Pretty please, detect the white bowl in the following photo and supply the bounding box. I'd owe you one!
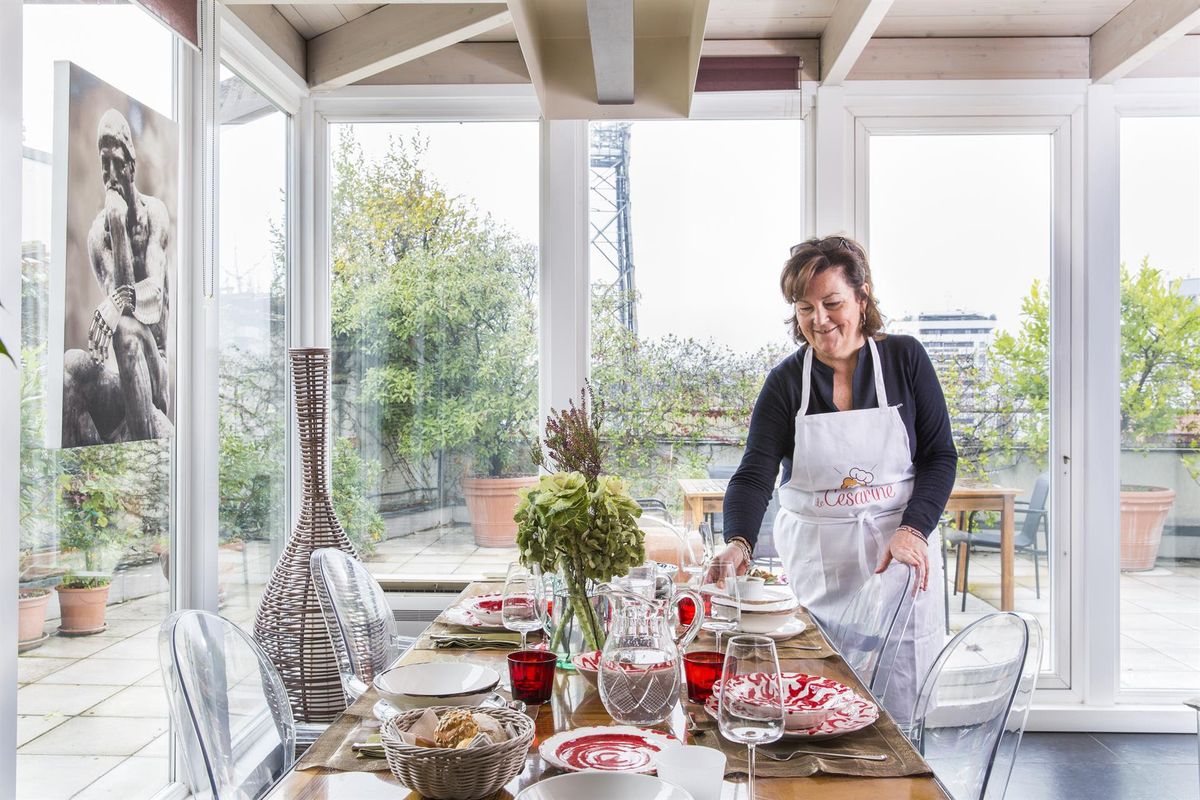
[373,661,500,709]
[516,772,694,800]
[711,596,796,634]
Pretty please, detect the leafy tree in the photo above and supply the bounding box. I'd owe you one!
[329,131,538,488]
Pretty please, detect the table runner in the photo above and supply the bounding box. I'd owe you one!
[295,692,391,773]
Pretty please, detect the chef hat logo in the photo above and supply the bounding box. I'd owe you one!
[849,468,874,485]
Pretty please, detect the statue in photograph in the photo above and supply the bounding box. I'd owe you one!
[62,108,173,446]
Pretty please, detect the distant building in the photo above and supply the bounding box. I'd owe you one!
[890,310,997,366]
[1179,277,1199,303]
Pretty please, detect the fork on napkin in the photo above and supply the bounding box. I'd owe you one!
[430,632,523,649]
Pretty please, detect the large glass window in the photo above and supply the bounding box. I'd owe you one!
[587,119,802,551]
[329,122,539,586]
[1118,116,1200,694]
[18,5,176,798]
[217,65,288,630]
[868,131,1057,670]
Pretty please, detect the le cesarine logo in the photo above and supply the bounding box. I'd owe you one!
[815,467,896,508]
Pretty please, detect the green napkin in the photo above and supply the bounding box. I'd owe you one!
[430,632,523,649]
[352,733,386,760]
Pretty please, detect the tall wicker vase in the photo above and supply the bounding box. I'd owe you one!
[254,347,359,723]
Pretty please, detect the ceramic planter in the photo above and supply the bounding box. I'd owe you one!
[463,476,538,547]
[1119,485,1176,571]
[56,583,110,635]
[18,590,52,651]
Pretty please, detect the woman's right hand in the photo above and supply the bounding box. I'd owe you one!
[703,543,751,585]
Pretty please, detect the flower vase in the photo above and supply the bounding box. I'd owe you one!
[544,572,608,669]
[253,348,359,723]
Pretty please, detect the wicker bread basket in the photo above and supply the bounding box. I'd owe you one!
[380,706,534,799]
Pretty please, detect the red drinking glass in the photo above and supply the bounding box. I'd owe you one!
[508,649,557,703]
[678,596,697,626]
[683,650,725,703]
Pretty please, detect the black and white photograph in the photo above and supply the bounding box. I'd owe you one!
[48,60,178,448]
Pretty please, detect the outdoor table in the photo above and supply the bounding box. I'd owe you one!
[679,477,729,530]
[946,485,1021,611]
[263,581,949,800]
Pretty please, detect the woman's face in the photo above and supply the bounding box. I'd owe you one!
[795,267,867,362]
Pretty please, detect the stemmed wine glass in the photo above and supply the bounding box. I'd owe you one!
[702,560,741,652]
[717,635,785,799]
[502,563,543,650]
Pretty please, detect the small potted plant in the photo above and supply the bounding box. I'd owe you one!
[56,572,112,635]
[18,550,53,651]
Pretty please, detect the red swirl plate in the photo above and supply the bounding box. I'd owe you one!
[704,691,879,740]
[539,726,679,773]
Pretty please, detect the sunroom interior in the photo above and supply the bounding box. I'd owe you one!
[2,0,1199,798]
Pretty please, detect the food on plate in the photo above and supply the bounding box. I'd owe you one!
[748,567,786,584]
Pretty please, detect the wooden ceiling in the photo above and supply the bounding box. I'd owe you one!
[219,0,1200,118]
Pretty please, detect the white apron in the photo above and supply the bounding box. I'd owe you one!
[774,337,945,723]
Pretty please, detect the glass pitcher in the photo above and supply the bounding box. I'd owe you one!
[596,584,704,725]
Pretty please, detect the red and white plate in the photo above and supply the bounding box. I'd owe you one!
[540,726,680,773]
[463,592,505,625]
[705,674,879,740]
[441,602,509,631]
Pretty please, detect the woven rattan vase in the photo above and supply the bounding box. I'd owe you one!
[254,347,359,723]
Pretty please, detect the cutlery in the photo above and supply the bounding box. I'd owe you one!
[760,749,888,762]
[776,644,824,651]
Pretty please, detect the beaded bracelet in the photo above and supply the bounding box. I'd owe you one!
[728,536,754,562]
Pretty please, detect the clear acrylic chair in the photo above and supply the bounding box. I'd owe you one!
[159,609,295,800]
[826,564,916,702]
[310,547,416,704]
[904,612,1041,800]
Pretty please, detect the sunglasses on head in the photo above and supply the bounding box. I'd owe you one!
[789,236,859,258]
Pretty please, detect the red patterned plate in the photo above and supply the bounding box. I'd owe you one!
[465,592,505,625]
[539,726,680,773]
[704,691,879,740]
[441,603,509,631]
[713,672,858,729]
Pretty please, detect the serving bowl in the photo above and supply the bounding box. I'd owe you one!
[373,661,500,709]
[710,595,797,634]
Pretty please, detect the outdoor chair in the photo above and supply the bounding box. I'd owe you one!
[945,473,1050,612]
[706,464,781,569]
[159,609,295,800]
[902,612,1042,800]
[310,548,417,705]
[826,564,916,708]
[635,498,673,524]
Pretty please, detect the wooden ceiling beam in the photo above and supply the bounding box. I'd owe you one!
[1091,0,1200,83]
[820,0,895,85]
[307,3,510,90]
[223,4,307,81]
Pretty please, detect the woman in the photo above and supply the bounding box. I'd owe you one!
[713,235,957,718]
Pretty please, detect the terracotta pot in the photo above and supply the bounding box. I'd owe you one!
[56,583,111,635]
[1119,486,1176,571]
[18,591,52,651]
[462,476,538,547]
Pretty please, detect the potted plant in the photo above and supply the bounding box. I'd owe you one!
[515,387,646,661]
[18,587,53,651]
[56,573,112,635]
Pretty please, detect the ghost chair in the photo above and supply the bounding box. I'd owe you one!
[903,612,1042,800]
[159,609,295,800]
[310,547,417,705]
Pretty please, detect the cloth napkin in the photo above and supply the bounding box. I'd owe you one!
[429,632,523,649]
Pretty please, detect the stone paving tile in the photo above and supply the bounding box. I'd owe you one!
[17,715,67,748]
[73,756,169,800]
[16,754,125,800]
[17,683,122,716]
[1120,647,1192,672]
[134,732,170,758]
[91,636,159,661]
[81,686,168,718]
[27,635,124,660]
[135,669,164,688]
[1119,670,1200,690]
[19,715,168,757]
[38,657,157,687]
[17,657,74,685]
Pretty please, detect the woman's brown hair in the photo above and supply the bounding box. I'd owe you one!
[780,235,884,345]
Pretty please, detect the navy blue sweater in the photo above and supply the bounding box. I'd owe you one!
[723,334,957,547]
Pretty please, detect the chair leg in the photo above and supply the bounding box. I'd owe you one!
[1033,547,1041,600]
[960,545,970,613]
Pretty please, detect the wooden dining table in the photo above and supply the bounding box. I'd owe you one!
[679,478,729,530]
[945,485,1021,612]
[263,582,949,800]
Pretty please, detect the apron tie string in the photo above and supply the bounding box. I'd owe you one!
[855,510,877,577]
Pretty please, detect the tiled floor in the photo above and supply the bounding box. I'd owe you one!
[15,523,1200,798]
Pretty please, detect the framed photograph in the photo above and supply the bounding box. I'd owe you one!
[47,61,178,448]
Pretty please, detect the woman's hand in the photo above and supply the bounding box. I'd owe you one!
[703,543,751,585]
[875,526,929,594]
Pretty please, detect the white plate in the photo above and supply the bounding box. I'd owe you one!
[539,726,681,773]
[441,603,511,631]
[701,584,798,613]
[731,617,808,641]
[373,661,500,709]
[517,772,694,800]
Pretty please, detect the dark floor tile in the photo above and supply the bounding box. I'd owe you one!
[1003,762,1180,800]
[1092,733,1199,765]
[1128,763,1200,800]
[1015,733,1120,764]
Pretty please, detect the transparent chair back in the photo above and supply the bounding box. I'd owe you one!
[906,612,1035,800]
[310,547,410,703]
[159,610,295,800]
[826,564,915,699]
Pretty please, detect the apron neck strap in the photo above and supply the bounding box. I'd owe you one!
[799,337,888,417]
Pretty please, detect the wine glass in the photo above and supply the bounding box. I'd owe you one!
[502,563,542,650]
[717,635,784,799]
[703,560,741,652]
[682,522,713,587]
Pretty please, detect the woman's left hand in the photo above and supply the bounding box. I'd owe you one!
[875,527,929,594]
